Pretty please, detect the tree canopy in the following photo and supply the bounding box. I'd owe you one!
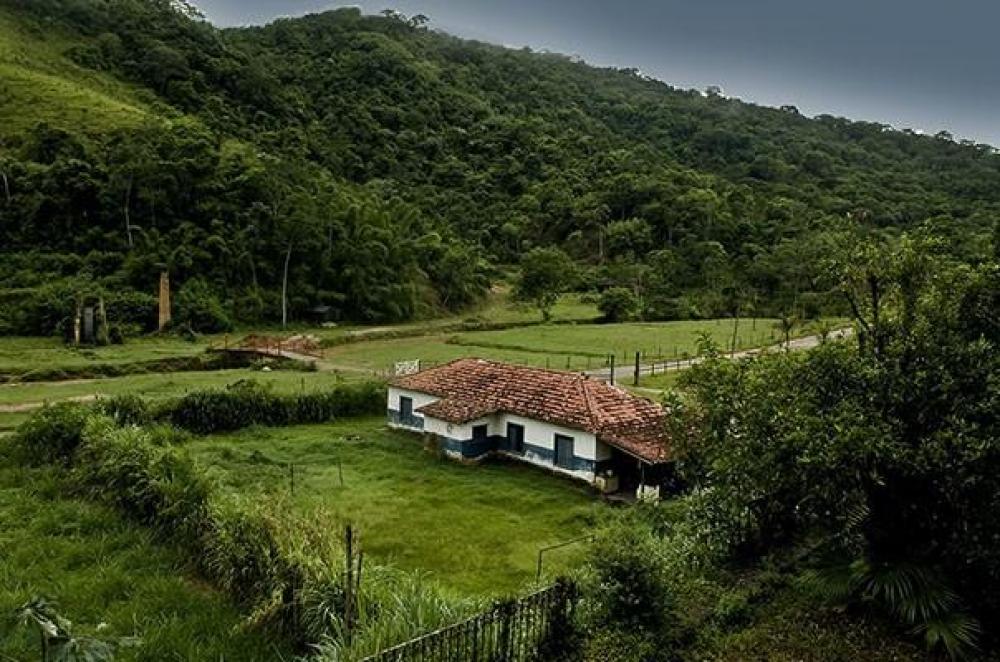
[0,0,997,333]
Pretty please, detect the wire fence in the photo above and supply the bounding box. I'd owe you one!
[362,581,577,662]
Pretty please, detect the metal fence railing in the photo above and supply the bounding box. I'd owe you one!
[362,581,577,662]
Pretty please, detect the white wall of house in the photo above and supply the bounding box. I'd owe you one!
[422,413,496,439]
[495,413,610,481]
[386,387,438,430]
[386,387,616,483]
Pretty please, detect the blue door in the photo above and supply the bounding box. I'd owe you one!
[507,423,525,453]
[554,434,574,469]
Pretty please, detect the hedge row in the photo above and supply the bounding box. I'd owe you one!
[91,380,386,435]
[165,380,385,434]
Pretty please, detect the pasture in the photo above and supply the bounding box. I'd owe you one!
[323,317,786,374]
[188,418,605,597]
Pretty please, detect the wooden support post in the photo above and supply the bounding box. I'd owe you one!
[609,354,615,386]
[634,351,641,386]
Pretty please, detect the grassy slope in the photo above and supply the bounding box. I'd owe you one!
[188,418,605,597]
[0,464,288,660]
[0,11,148,141]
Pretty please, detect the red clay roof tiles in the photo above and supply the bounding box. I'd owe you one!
[392,358,672,464]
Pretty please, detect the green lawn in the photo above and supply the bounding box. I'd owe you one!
[454,318,782,359]
[0,464,288,661]
[0,367,365,408]
[188,418,605,598]
[637,369,683,391]
[309,291,600,345]
[0,336,218,376]
[325,318,788,374]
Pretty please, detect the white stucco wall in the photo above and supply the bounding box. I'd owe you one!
[386,387,617,484]
[497,413,604,460]
[386,387,439,430]
[422,413,497,439]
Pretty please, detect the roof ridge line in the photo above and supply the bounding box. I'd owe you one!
[580,377,601,433]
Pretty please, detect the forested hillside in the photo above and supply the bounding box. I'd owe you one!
[1,0,998,334]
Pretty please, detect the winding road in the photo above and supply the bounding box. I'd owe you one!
[584,328,853,384]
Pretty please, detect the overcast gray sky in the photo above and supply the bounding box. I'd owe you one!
[192,0,999,146]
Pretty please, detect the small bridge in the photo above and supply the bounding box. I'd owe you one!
[210,334,323,363]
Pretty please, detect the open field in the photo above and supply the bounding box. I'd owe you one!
[0,367,363,409]
[0,464,288,661]
[0,336,218,376]
[324,318,790,374]
[188,417,605,597]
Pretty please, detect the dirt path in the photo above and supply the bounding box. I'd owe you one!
[0,394,100,413]
[585,328,853,383]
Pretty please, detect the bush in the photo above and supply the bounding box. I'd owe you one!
[97,394,152,426]
[580,514,680,660]
[583,516,674,632]
[166,381,386,435]
[76,417,213,545]
[11,403,90,464]
[173,278,232,333]
[597,287,639,322]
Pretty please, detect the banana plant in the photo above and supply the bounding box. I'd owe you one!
[11,598,140,662]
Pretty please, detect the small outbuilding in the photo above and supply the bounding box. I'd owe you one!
[387,358,675,498]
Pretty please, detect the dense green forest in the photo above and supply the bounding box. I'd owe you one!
[1,0,998,335]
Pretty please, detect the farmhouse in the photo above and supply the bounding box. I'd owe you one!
[388,358,674,497]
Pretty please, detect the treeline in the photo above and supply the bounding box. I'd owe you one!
[585,231,1000,659]
[1,0,998,333]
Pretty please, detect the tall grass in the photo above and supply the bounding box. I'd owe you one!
[8,393,465,656]
[314,567,478,662]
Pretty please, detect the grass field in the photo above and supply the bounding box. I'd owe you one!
[0,336,218,376]
[0,464,289,661]
[637,369,683,391]
[188,418,605,598]
[0,367,364,408]
[324,318,787,374]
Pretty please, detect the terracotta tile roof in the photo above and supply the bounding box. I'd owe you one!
[392,358,672,464]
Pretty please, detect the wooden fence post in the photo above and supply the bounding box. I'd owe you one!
[345,525,354,641]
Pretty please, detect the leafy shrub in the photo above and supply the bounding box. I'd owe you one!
[583,516,674,632]
[166,381,385,434]
[597,287,639,322]
[580,514,679,660]
[173,278,232,333]
[11,403,90,464]
[76,417,213,545]
[97,394,152,426]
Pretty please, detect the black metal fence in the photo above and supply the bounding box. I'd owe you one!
[362,581,577,662]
